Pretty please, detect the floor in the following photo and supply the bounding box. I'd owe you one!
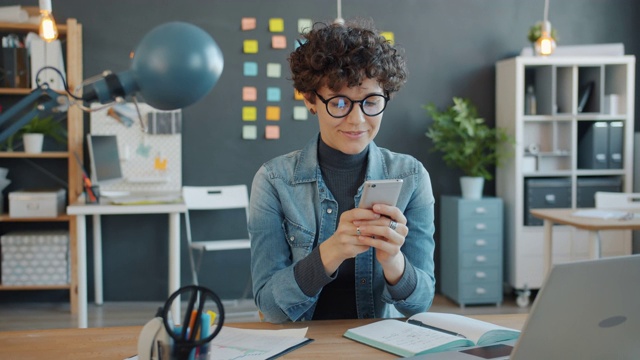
[0,293,530,331]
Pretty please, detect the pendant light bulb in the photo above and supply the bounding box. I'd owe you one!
[535,21,556,56]
[38,0,58,43]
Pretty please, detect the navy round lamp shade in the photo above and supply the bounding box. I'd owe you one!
[83,22,224,110]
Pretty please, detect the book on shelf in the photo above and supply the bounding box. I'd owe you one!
[343,312,520,358]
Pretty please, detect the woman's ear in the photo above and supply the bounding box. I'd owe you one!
[302,93,317,115]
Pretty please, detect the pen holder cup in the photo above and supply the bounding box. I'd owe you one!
[84,185,100,204]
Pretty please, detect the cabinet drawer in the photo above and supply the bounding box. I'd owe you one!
[459,201,502,219]
[460,283,502,301]
[461,251,501,267]
[460,268,500,284]
[460,218,501,235]
[460,235,501,251]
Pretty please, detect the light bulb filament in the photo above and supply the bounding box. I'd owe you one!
[39,10,58,42]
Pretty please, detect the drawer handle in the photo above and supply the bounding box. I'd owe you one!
[475,271,486,278]
[475,223,487,230]
[475,239,487,247]
[475,207,486,214]
[476,287,487,295]
[475,255,487,262]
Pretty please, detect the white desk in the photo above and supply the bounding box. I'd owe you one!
[67,199,186,328]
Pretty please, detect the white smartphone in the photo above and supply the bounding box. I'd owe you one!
[358,179,403,209]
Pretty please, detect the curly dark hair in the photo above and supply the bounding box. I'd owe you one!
[288,18,407,101]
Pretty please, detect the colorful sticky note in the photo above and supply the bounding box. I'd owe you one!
[266,87,281,102]
[242,106,257,121]
[241,17,256,31]
[272,35,287,49]
[266,63,281,78]
[294,38,307,50]
[294,89,305,100]
[265,125,280,139]
[293,106,309,121]
[243,39,258,54]
[298,19,313,34]
[266,106,281,121]
[242,125,257,140]
[243,86,257,101]
[381,31,395,45]
[269,18,284,32]
[243,62,258,76]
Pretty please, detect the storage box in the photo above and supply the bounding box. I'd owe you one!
[9,189,66,218]
[576,177,622,208]
[524,178,571,226]
[1,230,69,286]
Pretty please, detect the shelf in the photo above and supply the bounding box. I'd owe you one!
[0,88,32,95]
[0,151,70,159]
[0,21,68,34]
[0,214,70,222]
[0,284,70,291]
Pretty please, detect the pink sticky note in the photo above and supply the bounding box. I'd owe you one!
[241,17,256,31]
[265,125,280,139]
[243,86,257,101]
[272,35,287,49]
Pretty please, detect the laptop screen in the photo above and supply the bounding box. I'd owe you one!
[86,134,123,185]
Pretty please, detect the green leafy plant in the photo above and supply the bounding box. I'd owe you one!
[527,21,558,43]
[3,115,67,151]
[424,97,513,180]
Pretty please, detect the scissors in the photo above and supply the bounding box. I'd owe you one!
[161,285,225,360]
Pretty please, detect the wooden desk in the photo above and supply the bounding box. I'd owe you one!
[530,208,640,275]
[0,314,527,360]
[67,200,187,328]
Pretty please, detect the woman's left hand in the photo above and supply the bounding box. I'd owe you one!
[353,204,408,285]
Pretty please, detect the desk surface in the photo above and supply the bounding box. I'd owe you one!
[67,200,186,215]
[530,208,640,231]
[0,314,527,360]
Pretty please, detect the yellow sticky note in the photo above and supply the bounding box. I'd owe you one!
[265,125,280,139]
[294,89,305,100]
[242,106,257,121]
[241,17,256,31]
[381,31,394,45]
[243,86,257,101]
[266,106,281,121]
[272,35,287,49]
[243,39,258,54]
[269,18,284,32]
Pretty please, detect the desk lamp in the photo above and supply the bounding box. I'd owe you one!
[0,21,224,144]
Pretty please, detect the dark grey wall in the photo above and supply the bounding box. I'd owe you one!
[2,0,638,302]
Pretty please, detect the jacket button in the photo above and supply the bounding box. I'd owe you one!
[327,208,333,214]
[361,278,366,284]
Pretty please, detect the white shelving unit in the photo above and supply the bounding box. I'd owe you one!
[495,56,635,305]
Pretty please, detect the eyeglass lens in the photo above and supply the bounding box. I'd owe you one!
[324,94,388,117]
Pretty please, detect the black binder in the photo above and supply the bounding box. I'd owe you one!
[607,121,624,169]
[1,47,29,88]
[578,121,609,169]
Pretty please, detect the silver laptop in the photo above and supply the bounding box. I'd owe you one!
[409,255,640,359]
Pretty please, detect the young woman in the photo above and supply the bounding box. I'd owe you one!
[249,19,435,323]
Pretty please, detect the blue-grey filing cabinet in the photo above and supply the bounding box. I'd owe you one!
[440,196,503,308]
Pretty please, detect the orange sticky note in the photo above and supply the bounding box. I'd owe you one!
[266,106,281,121]
[242,106,257,121]
[272,35,287,49]
[269,18,284,32]
[265,125,280,139]
[241,17,256,31]
[243,86,257,101]
[243,39,258,54]
[294,89,305,100]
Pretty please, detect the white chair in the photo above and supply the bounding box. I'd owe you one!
[182,185,251,297]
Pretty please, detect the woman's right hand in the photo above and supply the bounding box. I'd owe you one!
[318,208,381,275]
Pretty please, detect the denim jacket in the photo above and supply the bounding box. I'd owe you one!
[249,136,436,323]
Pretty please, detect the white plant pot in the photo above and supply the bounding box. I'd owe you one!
[23,133,44,154]
[460,176,484,200]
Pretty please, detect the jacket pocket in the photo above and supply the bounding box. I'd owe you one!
[282,219,315,260]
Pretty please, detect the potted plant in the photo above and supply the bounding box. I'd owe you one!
[424,97,513,199]
[4,115,67,153]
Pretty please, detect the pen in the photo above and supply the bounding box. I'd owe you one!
[407,319,467,338]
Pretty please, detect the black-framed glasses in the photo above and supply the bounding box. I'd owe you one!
[314,91,390,118]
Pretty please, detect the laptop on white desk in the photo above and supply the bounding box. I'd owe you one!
[408,255,640,359]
